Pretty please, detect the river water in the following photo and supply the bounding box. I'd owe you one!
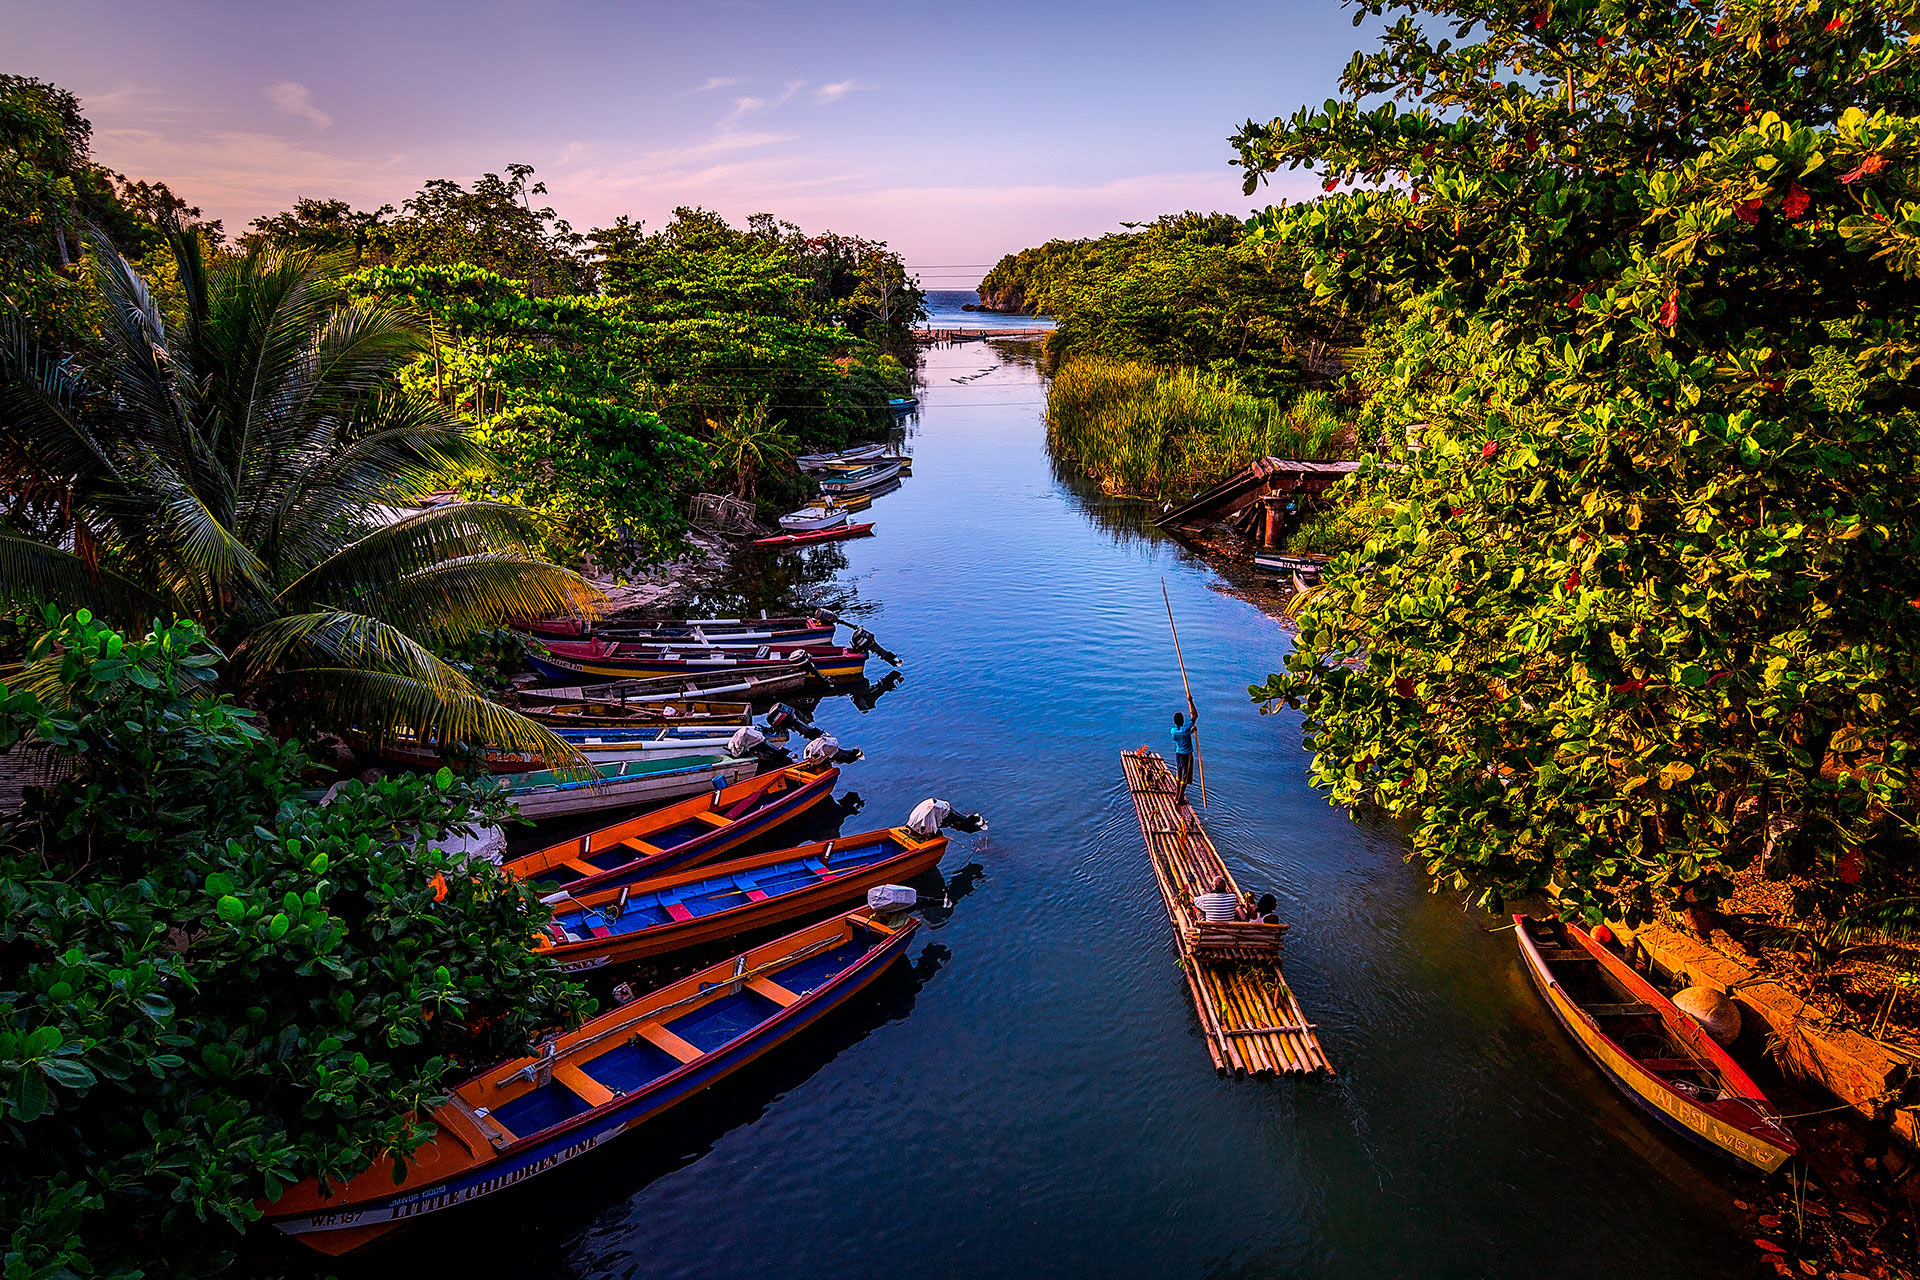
[360,337,1758,1279]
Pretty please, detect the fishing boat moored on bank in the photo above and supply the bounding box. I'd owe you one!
[516,615,837,644]
[516,658,816,707]
[500,755,756,820]
[503,763,840,894]
[524,642,866,684]
[262,906,920,1255]
[535,824,947,970]
[754,522,875,550]
[795,442,891,473]
[520,698,753,730]
[817,460,903,495]
[1515,914,1797,1173]
[776,505,851,532]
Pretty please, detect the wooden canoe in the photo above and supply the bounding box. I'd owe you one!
[519,699,753,730]
[817,460,902,494]
[536,826,947,971]
[263,907,918,1255]
[499,755,756,820]
[516,659,815,706]
[753,522,875,550]
[368,725,745,774]
[524,644,866,684]
[502,763,839,895]
[795,442,890,473]
[516,615,832,642]
[1515,915,1798,1173]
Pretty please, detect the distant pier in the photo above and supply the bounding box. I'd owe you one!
[914,326,1052,342]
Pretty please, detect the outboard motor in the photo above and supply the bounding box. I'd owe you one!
[801,732,864,767]
[905,798,988,838]
[847,626,901,668]
[727,724,793,769]
[765,704,820,739]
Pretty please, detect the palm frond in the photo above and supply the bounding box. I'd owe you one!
[0,306,124,492]
[0,527,162,624]
[305,552,600,644]
[278,665,586,767]
[276,503,597,615]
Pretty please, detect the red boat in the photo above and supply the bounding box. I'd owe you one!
[754,522,874,549]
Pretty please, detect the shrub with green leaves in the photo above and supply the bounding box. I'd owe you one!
[1239,1,1920,925]
[0,612,586,1277]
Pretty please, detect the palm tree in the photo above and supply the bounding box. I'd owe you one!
[706,402,797,502]
[0,221,598,759]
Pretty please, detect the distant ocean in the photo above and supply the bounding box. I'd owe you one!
[919,289,1055,330]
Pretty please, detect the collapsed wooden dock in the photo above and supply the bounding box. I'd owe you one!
[1121,749,1332,1076]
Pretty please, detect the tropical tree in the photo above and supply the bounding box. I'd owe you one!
[1237,0,1920,926]
[708,403,798,502]
[0,221,597,757]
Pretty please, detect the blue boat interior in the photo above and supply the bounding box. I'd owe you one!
[528,789,797,889]
[481,922,882,1141]
[552,838,903,942]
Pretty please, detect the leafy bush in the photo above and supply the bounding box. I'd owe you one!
[1047,359,1351,498]
[0,612,586,1277]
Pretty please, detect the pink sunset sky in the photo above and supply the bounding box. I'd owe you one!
[6,0,1357,281]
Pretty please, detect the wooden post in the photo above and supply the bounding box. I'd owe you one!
[1263,500,1283,548]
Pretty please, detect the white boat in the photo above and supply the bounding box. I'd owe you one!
[818,460,904,495]
[795,443,890,474]
[501,755,757,820]
[778,505,852,532]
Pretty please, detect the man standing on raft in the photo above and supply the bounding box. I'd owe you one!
[1171,697,1197,808]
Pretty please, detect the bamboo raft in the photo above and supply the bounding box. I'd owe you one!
[1121,748,1332,1076]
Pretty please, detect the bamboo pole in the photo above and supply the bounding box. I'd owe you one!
[1161,580,1206,808]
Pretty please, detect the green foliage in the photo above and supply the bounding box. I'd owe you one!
[0,229,595,759]
[1241,0,1920,925]
[0,613,586,1278]
[1048,360,1352,497]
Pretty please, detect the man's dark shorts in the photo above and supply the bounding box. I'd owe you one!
[1176,752,1194,784]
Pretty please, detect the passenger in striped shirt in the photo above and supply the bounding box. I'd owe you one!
[1193,875,1243,922]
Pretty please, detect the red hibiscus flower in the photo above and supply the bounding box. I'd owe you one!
[1449,506,1464,517]
[1564,570,1580,590]
[1481,441,1500,459]
[1733,198,1762,225]
[1826,15,1846,30]
[1781,182,1811,219]
[1532,6,1550,28]
[1323,177,1339,192]
[1394,677,1418,699]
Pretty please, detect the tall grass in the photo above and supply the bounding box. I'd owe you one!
[1046,359,1351,498]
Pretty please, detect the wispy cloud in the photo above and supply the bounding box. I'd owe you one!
[720,95,766,128]
[267,81,331,129]
[814,80,857,104]
[692,76,742,94]
[776,79,806,105]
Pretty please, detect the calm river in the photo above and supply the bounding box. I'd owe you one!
[356,334,1757,1279]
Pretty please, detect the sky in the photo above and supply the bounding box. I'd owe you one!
[5,0,1367,281]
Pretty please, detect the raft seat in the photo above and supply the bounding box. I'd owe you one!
[552,1062,617,1107]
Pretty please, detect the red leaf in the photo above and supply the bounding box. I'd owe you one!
[1714,20,1725,34]
[1754,1240,1785,1254]
[1323,177,1340,192]
[1840,153,1887,184]
[1838,851,1863,885]
[1611,679,1647,694]
[1564,570,1580,590]
[1733,198,1763,225]
[1449,506,1464,517]
[1657,288,1680,329]
[1481,441,1500,459]
[1781,182,1811,219]
[1395,677,1418,699]
[1826,14,1846,30]
[1532,6,1550,28]
[1758,1214,1782,1229]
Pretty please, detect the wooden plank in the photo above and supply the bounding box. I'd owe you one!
[746,976,800,1008]
[633,1021,702,1063]
[552,1062,617,1108]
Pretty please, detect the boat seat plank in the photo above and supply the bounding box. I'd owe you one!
[693,812,733,827]
[633,1021,703,1063]
[746,976,800,1008]
[1583,1002,1658,1018]
[619,838,663,854]
[551,1063,617,1108]
[562,858,602,877]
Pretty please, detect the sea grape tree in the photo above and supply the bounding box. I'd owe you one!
[1238,0,1920,924]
